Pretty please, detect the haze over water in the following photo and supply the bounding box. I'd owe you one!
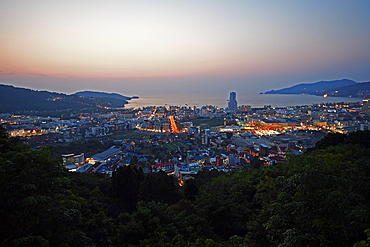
[125,93,362,109]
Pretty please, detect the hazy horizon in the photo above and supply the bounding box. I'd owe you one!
[1,1,369,96]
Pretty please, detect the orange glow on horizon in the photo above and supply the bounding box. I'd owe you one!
[1,0,369,89]
[1,50,322,80]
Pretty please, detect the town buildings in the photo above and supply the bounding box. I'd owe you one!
[1,95,369,183]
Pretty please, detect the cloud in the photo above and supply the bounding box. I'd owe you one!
[25,72,50,77]
[0,71,53,78]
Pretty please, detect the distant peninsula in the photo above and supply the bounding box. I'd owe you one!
[264,79,370,98]
[0,84,137,114]
[73,91,134,101]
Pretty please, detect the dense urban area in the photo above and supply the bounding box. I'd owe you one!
[1,94,370,246]
[2,94,370,180]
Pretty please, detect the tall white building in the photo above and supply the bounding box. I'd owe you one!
[228,92,238,112]
[363,99,370,115]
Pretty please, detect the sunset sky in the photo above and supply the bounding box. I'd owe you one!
[0,0,369,96]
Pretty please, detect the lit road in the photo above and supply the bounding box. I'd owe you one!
[169,115,181,133]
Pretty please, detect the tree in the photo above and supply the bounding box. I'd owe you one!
[354,229,370,247]
[313,132,346,150]
[138,171,182,204]
[259,146,370,246]
[0,126,91,246]
[110,165,143,212]
[194,171,259,239]
[114,201,213,246]
[183,179,199,201]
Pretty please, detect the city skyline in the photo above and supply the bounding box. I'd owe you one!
[1,0,369,97]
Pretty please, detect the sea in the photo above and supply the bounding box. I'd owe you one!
[124,93,363,109]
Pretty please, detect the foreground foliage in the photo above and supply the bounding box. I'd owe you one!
[1,126,370,246]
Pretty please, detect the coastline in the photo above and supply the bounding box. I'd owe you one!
[124,93,363,109]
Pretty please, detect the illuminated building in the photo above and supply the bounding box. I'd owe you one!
[215,156,224,166]
[151,163,174,173]
[238,105,251,112]
[200,106,209,117]
[62,153,85,166]
[86,147,121,164]
[228,92,238,112]
[363,99,370,115]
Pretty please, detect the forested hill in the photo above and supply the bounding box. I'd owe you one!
[0,84,131,113]
[73,91,132,101]
[1,126,370,246]
[264,79,370,98]
[320,81,370,97]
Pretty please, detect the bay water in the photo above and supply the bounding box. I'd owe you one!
[125,93,362,109]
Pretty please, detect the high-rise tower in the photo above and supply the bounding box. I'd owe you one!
[363,99,370,115]
[228,92,238,112]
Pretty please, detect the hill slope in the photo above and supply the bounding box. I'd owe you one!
[264,79,358,96]
[0,84,131,113]
[320,81,370,97]
[73,91,132,100]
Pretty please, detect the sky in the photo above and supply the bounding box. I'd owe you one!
[0,0,369,97]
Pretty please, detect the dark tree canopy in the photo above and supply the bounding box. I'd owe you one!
[1,125,369,246]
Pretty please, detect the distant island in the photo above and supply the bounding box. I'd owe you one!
[264,79,370,98]
[0,84,137,114]
[73,91,133,101]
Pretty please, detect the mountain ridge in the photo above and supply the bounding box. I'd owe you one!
[264,79,359,96]
[321,81,370,98]
[0,84,133,114]
[73,91,132,100]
